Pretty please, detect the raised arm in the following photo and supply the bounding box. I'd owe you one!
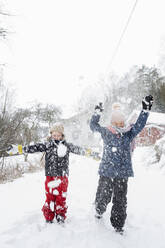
[90,103,106,135]
[127,95,153,141]
[127,110,149,141]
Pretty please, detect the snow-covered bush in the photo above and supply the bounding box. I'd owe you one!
[0,153,44,183]
[153,135,165,166]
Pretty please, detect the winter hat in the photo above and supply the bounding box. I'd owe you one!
[50,123,64,134]
[111,102,121,110]
[110,102,125,124]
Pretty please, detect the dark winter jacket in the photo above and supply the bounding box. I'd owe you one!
[90,110,149,178]
[24,139,86,177]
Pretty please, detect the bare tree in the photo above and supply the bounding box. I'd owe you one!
[0,2,11,39]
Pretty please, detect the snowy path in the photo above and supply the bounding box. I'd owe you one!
[0,147,165,248]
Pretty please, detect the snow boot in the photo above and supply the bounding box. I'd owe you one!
[46,220,53,224]
[95,213,103,219]
[56,215,65,224]
[115,227,124,235]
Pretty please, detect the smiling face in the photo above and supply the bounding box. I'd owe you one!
[51,131,63,140]
[110,108,125,128]
[111,120,125,128]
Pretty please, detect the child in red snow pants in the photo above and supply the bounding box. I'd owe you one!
[42,176,68,222]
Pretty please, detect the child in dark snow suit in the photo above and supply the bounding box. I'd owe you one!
[24,123,95,224]
[90,96,153,233]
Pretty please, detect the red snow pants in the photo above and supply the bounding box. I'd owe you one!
[42,176,68,222]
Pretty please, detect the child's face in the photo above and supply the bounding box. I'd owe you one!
[112,121,125,128]
[51,131,63,140]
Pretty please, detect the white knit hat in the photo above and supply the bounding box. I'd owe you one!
[110,103,125,124]
[50,123,64,134]
[112,102,122,110]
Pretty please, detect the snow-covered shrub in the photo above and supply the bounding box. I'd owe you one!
[153,135,165,165]
[0,153,44,183]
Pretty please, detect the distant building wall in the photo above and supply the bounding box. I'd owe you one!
[136,125,165,146]
[128,111,165,146]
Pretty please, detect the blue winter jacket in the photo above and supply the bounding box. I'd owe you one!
[90,110,149,178]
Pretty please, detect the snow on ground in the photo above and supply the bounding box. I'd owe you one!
[0,147,165,248]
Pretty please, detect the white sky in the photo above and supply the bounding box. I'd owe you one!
[1,0,165,117]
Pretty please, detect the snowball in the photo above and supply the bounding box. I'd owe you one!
[48,179,61,189]
[57,144,67,157]
[62,192,67,198]
[50,201,54,211]
[53,189,59,195]
[112,147,117,152]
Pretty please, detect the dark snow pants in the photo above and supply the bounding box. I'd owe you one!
[42,176,68,222]
[95,176,128,229]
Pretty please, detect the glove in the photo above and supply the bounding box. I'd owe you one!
[85,148,92,157]
[7,144,23,155]
[85,148,101,161]
[91,151,101,161]
[142,95,153,111]
[95,102,104,112]
[23,145,29,153]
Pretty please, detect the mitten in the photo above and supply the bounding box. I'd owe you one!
[8,144,23,155]
[142,95,154,111]
[95,102,104,113]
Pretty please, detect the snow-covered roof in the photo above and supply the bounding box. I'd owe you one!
[147,112,165,126]
[127,110,165,126]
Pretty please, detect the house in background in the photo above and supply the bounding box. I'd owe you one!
[128,111,165,146]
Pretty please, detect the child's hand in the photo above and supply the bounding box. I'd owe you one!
[95,103,104,112]
[142,95,154,111]
[85,148,101,161]
[7,144,23,155]
[91,152,101,161]
[85,148,92,157]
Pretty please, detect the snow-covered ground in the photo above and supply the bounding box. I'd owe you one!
[0,147,165,248]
